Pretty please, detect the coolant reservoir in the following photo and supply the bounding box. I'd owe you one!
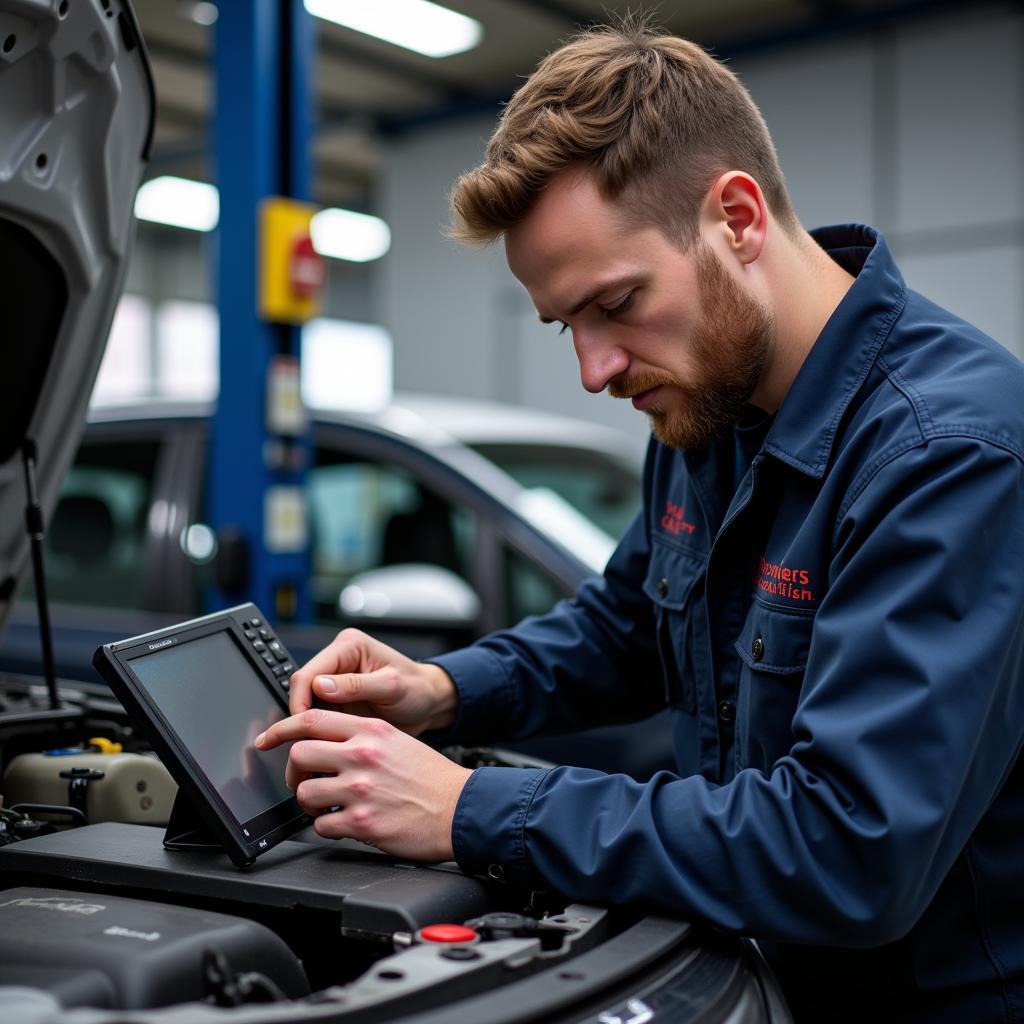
[2,750,176,825]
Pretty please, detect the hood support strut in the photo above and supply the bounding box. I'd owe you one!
[21,441,58,711]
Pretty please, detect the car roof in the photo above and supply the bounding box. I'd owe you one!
[375,394,644,459]
[89,393,643,464]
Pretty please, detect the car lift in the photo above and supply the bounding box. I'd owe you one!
[209,1,316,623]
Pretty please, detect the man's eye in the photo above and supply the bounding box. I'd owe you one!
[603,292,634,318]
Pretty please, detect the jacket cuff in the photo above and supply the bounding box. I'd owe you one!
[426,645,519,743]
[451,766,550,882]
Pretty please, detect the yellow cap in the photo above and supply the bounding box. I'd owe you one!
[88,737,123,755]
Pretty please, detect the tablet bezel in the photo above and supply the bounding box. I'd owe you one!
[93,604,308,868]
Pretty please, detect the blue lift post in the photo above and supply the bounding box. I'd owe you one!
[209,0,315,623]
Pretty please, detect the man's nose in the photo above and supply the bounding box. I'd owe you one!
[573,330,629,395]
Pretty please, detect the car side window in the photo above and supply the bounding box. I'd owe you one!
[30,439,160,609]
[307,454,476,625]
[504,545,566,624]
[469,443,641,540]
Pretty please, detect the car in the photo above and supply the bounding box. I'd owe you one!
[1,393,668,776]
[62,390,644,635]
[0,4,791,1021]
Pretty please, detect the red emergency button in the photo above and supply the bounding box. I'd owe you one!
[419,924,478,944]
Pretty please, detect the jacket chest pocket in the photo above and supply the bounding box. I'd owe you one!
[642,541,707,715]
[734,602,813,773]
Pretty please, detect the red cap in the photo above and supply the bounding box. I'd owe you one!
[419,924,478,944]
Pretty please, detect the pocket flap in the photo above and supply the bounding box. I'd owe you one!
[642,540,705,610]
[735,602,813,674]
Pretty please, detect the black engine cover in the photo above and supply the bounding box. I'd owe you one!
[0,886,309,1009]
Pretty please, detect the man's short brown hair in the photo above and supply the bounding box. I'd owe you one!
[450,21,798,247]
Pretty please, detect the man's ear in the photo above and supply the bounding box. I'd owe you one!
[702,171,767,265]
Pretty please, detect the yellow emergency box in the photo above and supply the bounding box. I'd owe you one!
[259,196,325,323]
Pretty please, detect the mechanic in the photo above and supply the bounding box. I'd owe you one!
[256,22,1024,1022]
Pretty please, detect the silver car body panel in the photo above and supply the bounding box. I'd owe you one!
[0,0,153,636]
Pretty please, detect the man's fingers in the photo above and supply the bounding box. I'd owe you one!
[311,809,351,840]
[285,763,312,792]
[294,775,346,813]
[256,708,363,750]
[288,739,346,774]
[288,631,369,713]
[311,669,399,709]
[310,806,380,846]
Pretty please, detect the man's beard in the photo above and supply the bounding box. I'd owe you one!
[609,244,773,451]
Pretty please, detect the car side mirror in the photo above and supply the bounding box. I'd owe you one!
[339,564,481,629]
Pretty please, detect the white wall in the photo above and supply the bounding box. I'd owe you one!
[127,224,378,323]
[377,5,1024,444]
[742,7,1024,356]
[378,114,651,451]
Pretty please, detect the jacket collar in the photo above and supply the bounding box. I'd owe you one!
[763,224,907,479]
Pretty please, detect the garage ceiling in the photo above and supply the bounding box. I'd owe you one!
[134,0,968,210]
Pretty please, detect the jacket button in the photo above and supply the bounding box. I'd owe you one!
[751,636,765,662]
[657,577,669,598]
[717,699,735,723]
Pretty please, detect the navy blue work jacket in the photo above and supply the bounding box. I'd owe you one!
[434,226,1024,1022]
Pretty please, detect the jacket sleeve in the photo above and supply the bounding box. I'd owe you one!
[430,502,666,744]
[451,436,1024,947]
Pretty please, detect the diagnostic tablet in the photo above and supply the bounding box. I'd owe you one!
[93,603,308,867]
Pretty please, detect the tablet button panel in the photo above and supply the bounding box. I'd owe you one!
[238,611,296,690]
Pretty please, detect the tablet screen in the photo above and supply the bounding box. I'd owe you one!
[128,629,293,827]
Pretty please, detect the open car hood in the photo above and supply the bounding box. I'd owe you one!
[0,0,154,639]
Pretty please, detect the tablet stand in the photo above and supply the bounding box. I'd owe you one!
[163,791,223,852]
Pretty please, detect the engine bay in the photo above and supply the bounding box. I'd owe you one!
[1,677,756,1024]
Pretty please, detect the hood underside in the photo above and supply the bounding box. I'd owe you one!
[0,0,154,638]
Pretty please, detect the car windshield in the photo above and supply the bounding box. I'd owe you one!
[468,443,642,541]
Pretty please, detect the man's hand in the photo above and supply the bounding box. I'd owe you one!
[255,709,471,861]
[289,629,458,736]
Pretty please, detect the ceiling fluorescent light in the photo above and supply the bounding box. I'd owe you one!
[304,0,482,59]
[134,179,389,262]
[135,176,219,231]
[311,208,391,263]
[189,2,219,27]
